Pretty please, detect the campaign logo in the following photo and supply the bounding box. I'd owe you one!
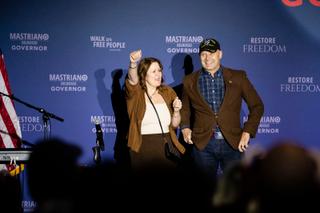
[19,116,44,133]
[280,76,320,93]
[90,115,117,134]
[282,0,320,7]
[9,33,49,52]
[243,115,280,134]
[22,200,37,212]
[49,74,88,93]
[165,35,203,54]
[243,36,286,54]
[90,35,126,51]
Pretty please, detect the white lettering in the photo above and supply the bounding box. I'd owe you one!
[280,84,320,92]
[50,86,86,92]
[165,36,203,43]
[243,44,286,53]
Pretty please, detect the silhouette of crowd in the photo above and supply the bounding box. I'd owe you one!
[213,140,320,213]
[1,138,320,213]
[10,138,214,212]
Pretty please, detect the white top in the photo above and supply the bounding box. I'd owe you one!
[141,102,171,135]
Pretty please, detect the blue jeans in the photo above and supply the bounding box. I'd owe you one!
[192,137,242,178]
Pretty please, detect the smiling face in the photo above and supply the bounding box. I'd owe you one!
[138,57,164,90]
[145,62,162,89]
[200,50,223,73]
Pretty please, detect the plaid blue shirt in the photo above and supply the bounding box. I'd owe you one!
[198,67,225,114]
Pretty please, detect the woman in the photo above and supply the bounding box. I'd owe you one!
[125,49,185,170]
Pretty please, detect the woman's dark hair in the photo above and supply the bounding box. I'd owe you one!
[137,57,164,91]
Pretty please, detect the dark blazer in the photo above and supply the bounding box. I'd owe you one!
[181,66,264,150]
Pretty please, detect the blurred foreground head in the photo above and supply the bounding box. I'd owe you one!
[27,137,82,202]
[256,140,320,212]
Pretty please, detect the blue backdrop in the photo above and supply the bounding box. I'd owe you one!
[1,0,320,211]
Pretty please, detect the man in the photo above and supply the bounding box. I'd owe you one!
[181,38,264,177]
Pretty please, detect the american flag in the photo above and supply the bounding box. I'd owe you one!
[0,49,22,172]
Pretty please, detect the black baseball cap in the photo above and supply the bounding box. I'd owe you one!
[199,38,221,53]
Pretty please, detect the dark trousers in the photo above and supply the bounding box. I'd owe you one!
[130,133,176,171]
[192,137,242,178]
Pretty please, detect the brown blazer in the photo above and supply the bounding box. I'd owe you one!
[125,79,186,154]
[181,67,264,150]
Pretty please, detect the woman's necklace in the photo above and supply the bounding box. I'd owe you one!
[147,89,158,99]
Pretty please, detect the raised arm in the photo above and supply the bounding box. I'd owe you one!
[128,49,142,85]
